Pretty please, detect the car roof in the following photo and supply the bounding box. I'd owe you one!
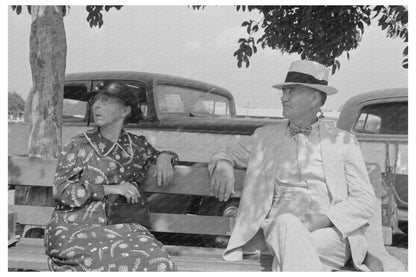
[342,88,408,107]
[337,88,408,131]
[65,71,233,98]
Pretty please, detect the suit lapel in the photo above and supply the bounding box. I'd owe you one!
[319,121,341,201]
[263,121,289,194]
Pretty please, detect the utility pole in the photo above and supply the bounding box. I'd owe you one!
[243,101,250,117]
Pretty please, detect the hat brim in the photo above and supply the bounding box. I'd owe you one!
[272,82,337,95]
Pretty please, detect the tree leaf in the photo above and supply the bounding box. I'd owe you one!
[402,58,408,69]
[332,64,337,74]
[237,59,242,68]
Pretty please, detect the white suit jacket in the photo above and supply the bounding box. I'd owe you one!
[209,121,403,271]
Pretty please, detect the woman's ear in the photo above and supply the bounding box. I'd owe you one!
[122,106,132,118]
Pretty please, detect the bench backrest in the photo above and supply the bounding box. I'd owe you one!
[8,156,385,242]
[8,156,247,236]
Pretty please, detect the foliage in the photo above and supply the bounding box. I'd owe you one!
[8,91,25,115]
[11,5,123,28]
[373,5,408,68]
[230,5,408,72]
[85,5,123,28]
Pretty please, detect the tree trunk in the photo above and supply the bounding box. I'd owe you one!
[28,6,66,158]
[16,6,67,207]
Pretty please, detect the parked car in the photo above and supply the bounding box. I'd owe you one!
[337,88,408,234]
[9,71,286,162]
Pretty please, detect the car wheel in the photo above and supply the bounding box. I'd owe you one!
[196,197,239,248]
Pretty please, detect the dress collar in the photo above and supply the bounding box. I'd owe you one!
[83,127,133,157]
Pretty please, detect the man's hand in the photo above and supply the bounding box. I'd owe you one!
[299,213,333,232]
[210,160,235,202]
[152,153,174,186]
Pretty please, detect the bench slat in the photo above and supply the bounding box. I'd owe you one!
[8,156,56,188]
[9,238,272,271]
[9,205,232,235]
[144,165,245,196]
[11,238,273,262]
[8,252,49,271]
[8,156,246,196]
[8,250,270,272]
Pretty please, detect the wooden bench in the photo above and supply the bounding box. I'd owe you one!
[8,155,272,271]
[8,155,390,271]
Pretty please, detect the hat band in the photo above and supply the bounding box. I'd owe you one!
[285,71,328,86]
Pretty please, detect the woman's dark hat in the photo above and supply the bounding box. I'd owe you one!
[91,81,142,122]
[273,60,338,95]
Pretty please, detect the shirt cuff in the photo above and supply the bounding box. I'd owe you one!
[160,151,179,166]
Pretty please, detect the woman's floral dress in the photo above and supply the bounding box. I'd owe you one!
[44,127,178,271]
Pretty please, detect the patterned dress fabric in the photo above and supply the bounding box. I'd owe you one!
[44,127,178,271]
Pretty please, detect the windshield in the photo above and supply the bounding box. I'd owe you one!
[156,84,231,117]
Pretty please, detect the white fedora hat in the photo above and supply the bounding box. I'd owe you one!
[273,60,337,95]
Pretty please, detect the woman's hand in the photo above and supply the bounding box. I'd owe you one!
[104,181,140,204]
[152,153,174,186]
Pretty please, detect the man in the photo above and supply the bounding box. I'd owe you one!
[208,60,378,271]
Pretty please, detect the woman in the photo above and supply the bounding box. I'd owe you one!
[44,81,178,271]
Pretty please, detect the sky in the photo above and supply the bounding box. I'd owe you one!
[7,4,408,114]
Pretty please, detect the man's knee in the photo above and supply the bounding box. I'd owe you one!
[311,228,348,254]
[275,213,302,226]
[266,213,302,237]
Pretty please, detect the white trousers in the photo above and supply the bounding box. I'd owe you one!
[262,213,351,271]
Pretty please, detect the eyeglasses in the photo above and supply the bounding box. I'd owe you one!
[279,87,299,98]
[279,87,312,99]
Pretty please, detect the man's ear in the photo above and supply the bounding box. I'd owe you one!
[311,91,322,108]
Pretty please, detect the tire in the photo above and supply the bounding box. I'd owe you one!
[196,197,239,248]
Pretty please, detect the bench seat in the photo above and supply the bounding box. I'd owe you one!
[9,238,272,271]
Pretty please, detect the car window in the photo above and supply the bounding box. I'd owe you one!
[353,102,408,135]
[63,99,88,122]
[156,84,231,117]
[63,82,91,122]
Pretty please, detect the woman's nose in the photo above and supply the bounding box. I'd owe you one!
[92,99,101,108]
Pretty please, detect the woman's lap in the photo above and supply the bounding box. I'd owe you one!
[45,222,176,271]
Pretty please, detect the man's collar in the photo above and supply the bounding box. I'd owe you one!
[288,118,320,137]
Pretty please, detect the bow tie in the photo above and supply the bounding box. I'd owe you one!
[288,123,312,137]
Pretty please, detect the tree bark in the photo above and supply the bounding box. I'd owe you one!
[16,6,67,207]
[28,6,66,158]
